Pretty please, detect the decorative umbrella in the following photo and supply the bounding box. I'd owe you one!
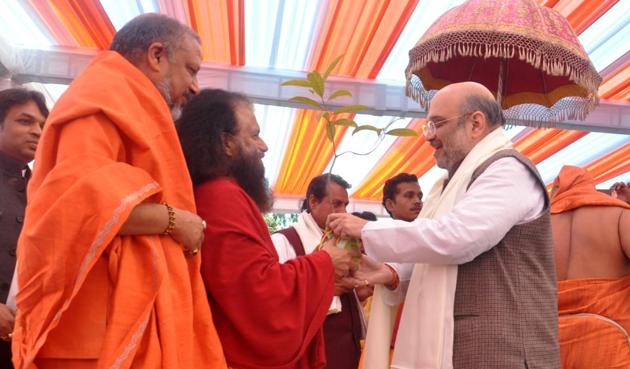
[405,0,602,126]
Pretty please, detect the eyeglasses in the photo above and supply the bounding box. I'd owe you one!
[422,112,473,138]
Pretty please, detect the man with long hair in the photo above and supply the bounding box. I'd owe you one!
[177,89,358,369]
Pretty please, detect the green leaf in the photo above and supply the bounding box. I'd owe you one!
[323,54,344,80]
[352,125,381,135]
[386,128,418,137]
[328,89,352,101]
[322,112,331,122]
[332,118,358,128]
[333,104,368,114]
[281,79,313,88]
[307,71,325,97]
[289,96,322,109]
[326,123,335,142]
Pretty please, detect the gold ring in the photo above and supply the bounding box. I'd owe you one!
[184,248,200,257]
[201,220,207,229]
[0,332,12,342]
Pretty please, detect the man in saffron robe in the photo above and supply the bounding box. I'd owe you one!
[13,14,226,369]
[176,89,358,369]
[550,165,630,369]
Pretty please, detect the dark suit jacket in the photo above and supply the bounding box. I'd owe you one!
[0,151,28,369]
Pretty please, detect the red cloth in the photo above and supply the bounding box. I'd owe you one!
[551,165,630,214]
[13,51,226,369]
[196,178,336,369]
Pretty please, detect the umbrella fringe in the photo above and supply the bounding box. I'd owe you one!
[517,48,601,94]
[405,37,601,123]
[504,94,600,128]
[405,79,433,112]
[406,33,602,98]
[407,75,600,128]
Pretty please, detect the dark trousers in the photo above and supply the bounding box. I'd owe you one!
[0,340,12,369]
[323,293,362,369]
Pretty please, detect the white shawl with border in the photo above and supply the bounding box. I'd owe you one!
[363,127,512,369]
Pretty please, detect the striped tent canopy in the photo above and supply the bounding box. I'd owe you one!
[0,0,627,215]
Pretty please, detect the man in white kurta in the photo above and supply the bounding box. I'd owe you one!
[272,174,366,369]
[359,173,423,368]
[328,82,559,369]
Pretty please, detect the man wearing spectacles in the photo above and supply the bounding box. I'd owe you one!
[328,81,559,369]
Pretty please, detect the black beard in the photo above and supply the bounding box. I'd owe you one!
[231,150,273,213]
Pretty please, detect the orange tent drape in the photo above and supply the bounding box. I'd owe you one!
[514,129,589,164]
[28,0,115,48]
[187,0,245,65]
[274,0,419,196]
[352,119,431,200]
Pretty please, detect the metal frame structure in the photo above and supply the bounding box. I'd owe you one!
[8,46,630,134]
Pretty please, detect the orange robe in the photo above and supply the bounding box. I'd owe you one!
[13,51,227,369]
[551,166,630,368]
[550,165,630,214]
[558,276,630,369]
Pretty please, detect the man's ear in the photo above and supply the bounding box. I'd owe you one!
[469,111,488,139]
[146,42,167,72]
[223,133,237,157]
[309,194,319,211]
[384,198,394,213]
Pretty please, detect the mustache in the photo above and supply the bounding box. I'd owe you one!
[182,90,194,103]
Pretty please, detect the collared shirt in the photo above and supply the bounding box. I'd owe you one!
[0,151,30,303]
[363,157,545,271]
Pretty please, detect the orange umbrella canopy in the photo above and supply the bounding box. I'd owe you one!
[405,0,602,126]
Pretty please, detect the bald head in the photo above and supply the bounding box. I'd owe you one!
[438,81,495,100]
[432,82,505,127]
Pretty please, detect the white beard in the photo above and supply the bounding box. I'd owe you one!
[155,79,180,121]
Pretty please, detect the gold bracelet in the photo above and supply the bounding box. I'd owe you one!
[162,202,175,235]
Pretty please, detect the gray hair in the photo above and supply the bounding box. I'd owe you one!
[460,94,505,127]
[109,13,200,64]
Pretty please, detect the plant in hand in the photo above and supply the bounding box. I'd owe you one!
[281,55,417,257]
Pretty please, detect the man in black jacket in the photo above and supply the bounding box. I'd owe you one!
[0,88,48,369]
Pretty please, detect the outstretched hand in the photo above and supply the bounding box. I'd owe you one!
[326,213,368,239]
[322,239,355,278]
[0,303,14,341]
[354,255,393,286]
[334,275,365,296]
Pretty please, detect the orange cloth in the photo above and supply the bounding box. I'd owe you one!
[13,51,226,369]
[550,165,630,214]
[558,275,630,369]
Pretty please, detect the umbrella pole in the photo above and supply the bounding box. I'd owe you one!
[497,59,505,107]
